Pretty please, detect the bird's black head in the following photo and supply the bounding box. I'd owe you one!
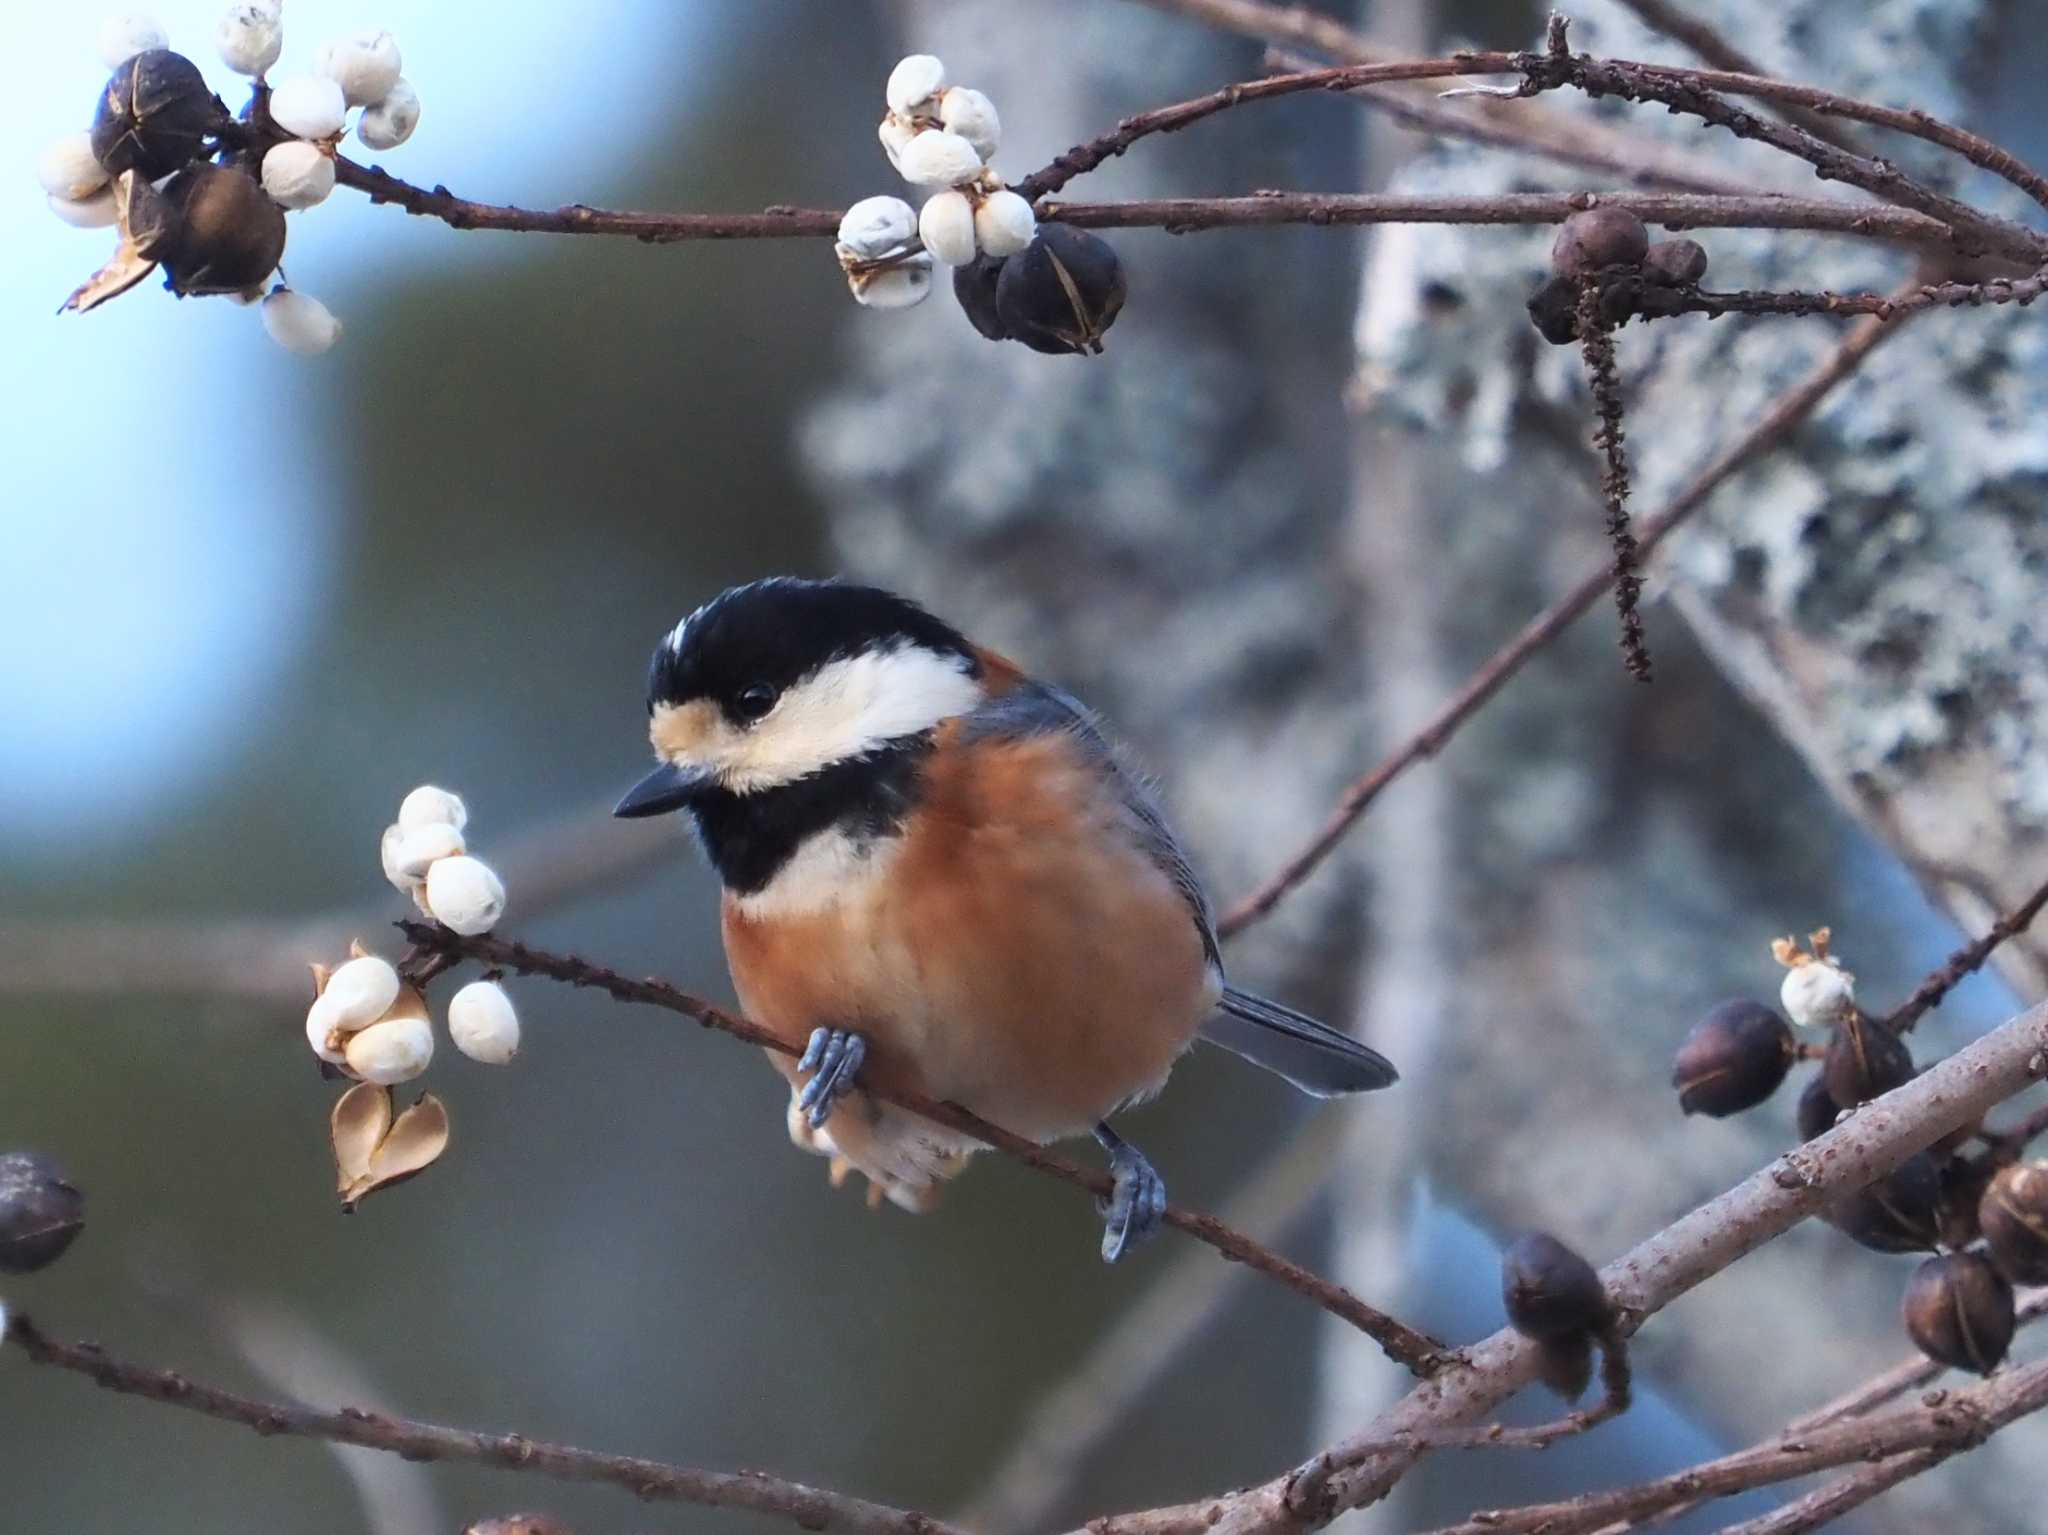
[615,578,984,818]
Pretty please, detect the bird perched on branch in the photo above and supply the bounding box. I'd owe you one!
[615,578,1396,1260]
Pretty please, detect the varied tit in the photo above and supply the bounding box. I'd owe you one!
[616,578,1396,1262]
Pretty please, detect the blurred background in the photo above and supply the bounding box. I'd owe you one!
[4,2,2046,1532]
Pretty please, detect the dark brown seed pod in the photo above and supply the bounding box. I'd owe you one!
[1979,1161,2048,1284]
[158,165,287,297]
[0,1151,86,1274]
[1551,208,1650,279]
[1902,1252,2015,1375]
[1532,1332,1595,1401]
[1938,1155,1995,1250]
[1797,1074,1842,1141]
[953,253,1010,342]
[993,222,1126,355]
[1642,238,1708,286]
[1525,274,1581,345]
[1824,1152,1943,1254]
[90,49,223,180]
[1501,1231,1611,1341]
[1672,1000,1795,1117]
[1823,1016,1913,1109]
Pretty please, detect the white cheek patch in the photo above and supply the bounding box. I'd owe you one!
[720,645,982,791]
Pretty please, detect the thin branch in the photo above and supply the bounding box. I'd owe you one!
[1885,872,2048,1032]
[1416,1357,2048,1535]
[1042,191,1955,242]
[1608,0,1865,152]
[1574,286,1653,679]
[2,1313,962,1535]
[396,921,1451,1378]
[1596,268,2048,323]
[1216,301,1908,938]
[1064,996,2048,1535]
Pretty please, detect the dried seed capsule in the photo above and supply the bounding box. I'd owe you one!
[1525,274,1580,345]
[1797,1074,1841,1141]
[160,164,286,295]
[1531,1332,1595,1401]
[448,980,521,1065]
[953,253,1009,340]
[1937,1155,1995,1250]
[974,188,1036,259]
[314,30,403,109]
[1501,1231,1611,1341]
[1643,237,1708,285]
[91,48,221,179]
[994,223,1127,355]
[1551,208,1649,278]
[0,1151,86,1274]
[1671,1000,1795,1117]
[1902,1252,2014,1375]
[1823,1016,1912,1109]
[918,188,978,267]
[1979,1162,2048,1284]
[261,140,335,209]
[1825,1152,1943,1254]
[357,79,421,151]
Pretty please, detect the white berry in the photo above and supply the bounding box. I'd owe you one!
[837,195,917,260]
[315,30,403,108]
[938,88,1000,162]
[918,189,978,267]
[261,287,343,354]
[877,116,915,173]
[398,785,468,832]
[1781,959,1855,1030]
[38,134,111,201]
[974,189,1036,257]
[99,14,168,69]
[896,129,983,189]
[848,254,934,310]
[424,856,506,935]
[345,1015,434,1084]
[48,189,119,228]
[261,140,334,209]
[383,821,465,885]
[269,75,348,140]
[885,54,946,117]
[448,981,520,1065]
[216,3,282,77]
[316,955,403,1032]
[357,78,420,151]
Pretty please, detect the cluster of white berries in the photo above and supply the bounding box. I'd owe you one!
[834,54,1038,310]
[1772,928,1858,1029]
[39,10,423,355]
[378,785,507,936]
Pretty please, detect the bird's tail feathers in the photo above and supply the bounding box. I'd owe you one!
[1199,988,1399,1097]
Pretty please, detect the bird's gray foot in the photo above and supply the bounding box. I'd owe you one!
[1094,1122,1167,1264]
[797,1028,867,1128]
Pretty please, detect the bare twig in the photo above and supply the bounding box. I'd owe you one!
[1217,303,1907,938]
[1885,872,2048,1033]
[397,922,1450,1378]
[1061,996,2048,1535]
[1574,286,1653,680]
[2,1313,963,1535]
[1417,1356,2048,1535]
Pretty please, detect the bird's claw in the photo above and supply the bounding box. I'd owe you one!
[1095,1129,1167,1264]
[797,1028,866,1128]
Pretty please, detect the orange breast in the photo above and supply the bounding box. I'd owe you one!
[721,723,1215,1142]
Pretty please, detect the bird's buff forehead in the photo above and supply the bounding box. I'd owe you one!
[649,699,721,762]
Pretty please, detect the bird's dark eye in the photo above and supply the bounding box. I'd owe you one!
[735,684,778,722]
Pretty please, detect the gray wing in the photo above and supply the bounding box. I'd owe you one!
[958,679,1399,1099]
[957,679,1223,972]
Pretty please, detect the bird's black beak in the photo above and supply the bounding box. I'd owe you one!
[613,762,714,819]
